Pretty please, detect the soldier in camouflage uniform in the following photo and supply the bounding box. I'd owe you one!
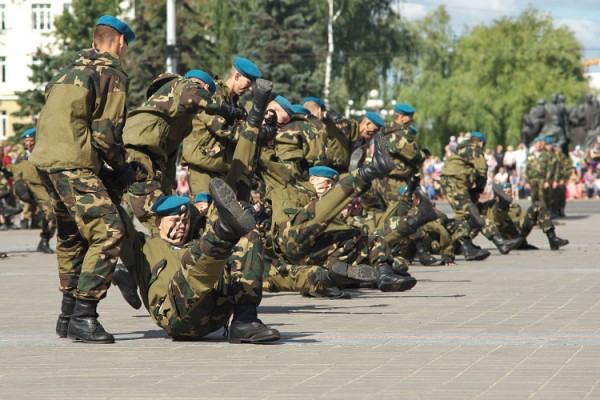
[542,137,558,216]
[273,104,328,180]
[118,181,280,343]
[29,16,148,344]
[123,70,246,231]
[482,183,569,250]
[552,143,570,217]
[303,97,351,173]
[525,136,547,205]
[181,57,262,194]
[260,133,417,293]
[440,132,523,260]
[10,128,56,252]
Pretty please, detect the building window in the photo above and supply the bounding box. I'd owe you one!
[32,4,52,32]
[63,3,72,14]
[0,57,5,83]
[0,4,6,31]
[0,111,8,140]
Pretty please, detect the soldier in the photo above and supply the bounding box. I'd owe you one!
[525,136,546,205]
[274,104,328,179]
[29,16,149,343]
[553,142,571,217]
[123,69,247,230]
[484,183,569,250]
[440,131,522,260]
[117,180,280,343]
[542,136,558,214]
[10,128,56,252]
[261,133,417,292]
[303,97,350,173]
[181,57,262,194]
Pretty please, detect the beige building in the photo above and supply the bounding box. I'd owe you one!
[0,0,71,140]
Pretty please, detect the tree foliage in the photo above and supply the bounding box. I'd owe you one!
[400,7,588,155]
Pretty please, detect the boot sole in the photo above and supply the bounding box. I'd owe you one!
[67,333,115,344]
[209,178,256,237]
[348,148,365,172]
[378,277,417,292]
[330,263,379,282]
[229,334,281,344]
[465,251,491,261]
[492,184,513,204]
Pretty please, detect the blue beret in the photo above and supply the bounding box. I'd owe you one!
[233,56,261,81]
[398,185,408,195]
[394,103,416,116]
[471,131,487,146]
[274,95,294,118]
[500,182,511,189]
[545,136,553,144]
[408,125,418,135]
[366,112,385,128]
[184,70,216,95]
[194,192,213,204]
[96,16,135,45]
[309,166,339,183]
[302,97,325,110]
[532,136,544,143]
[20,128,36,139]
[291,104,311,116]
[151,196,190,216]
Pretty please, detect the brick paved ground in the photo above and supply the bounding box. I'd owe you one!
[1,200,599,399]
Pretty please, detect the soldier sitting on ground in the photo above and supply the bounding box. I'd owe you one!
[482,183,569,251]
[117,180,280,343]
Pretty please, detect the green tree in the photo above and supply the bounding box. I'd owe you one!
[400,7,588,155]
[12,0,121,131]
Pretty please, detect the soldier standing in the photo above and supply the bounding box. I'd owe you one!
[10,128,56,252]
[29,16,148,343]
[181,57,262,194]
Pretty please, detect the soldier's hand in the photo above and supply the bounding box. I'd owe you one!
[219,104,247,124]
[258,124,277,146]
[129,161,148,182]
[326,109,344,125]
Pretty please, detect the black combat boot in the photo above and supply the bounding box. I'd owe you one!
[247,78,273,128]
[21,219,30,230]
[67,298,115,344]
[328,261,379,284]
[209,178,257,242]
[0,197,22,219]
[56,294,76,338]
[376,264,417,292]
[407,190,439,233]
[348,147,365,172]
[547,229,569,250]
[358,132,396,181]
[112,264,142,310]
[415,240,438,266]
[37,238,54,254]
[229,303,280,344]
[492,184,513,210]
[491,235,524,254]
[467,203,486,230]
[461,237,491,261]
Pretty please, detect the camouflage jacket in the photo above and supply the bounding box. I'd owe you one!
[180,80,242,173]
[525,151,545,181]
[123,74,223,168]
[275,115,328,178]
[440,142,487,182]
[324,116,360,170]
[30,49,129,173]
[384,123,423,180]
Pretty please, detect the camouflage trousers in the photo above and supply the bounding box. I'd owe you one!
[493,203,554,239]
[29,183,56,239]
[150,230,264,340]
[529,180,545,206]
[38,169,124,300]
[0,169,9,198]
[275,171,392,268]
[543,186,554,211]
[439,175,474,240]
[262,258,327,293]
[422,220,455,261]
